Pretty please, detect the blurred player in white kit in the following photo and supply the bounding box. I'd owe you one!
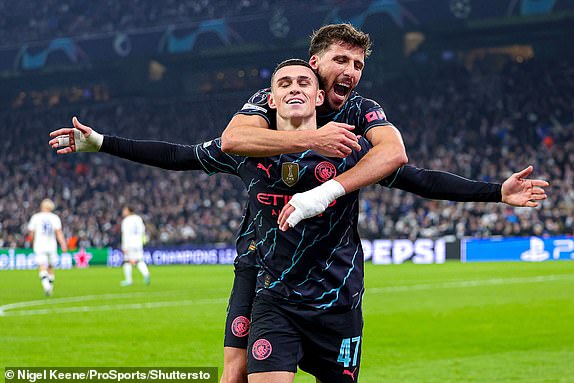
[27,198,68,296]
[120,206,150,286]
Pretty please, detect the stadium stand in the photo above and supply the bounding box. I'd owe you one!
[0,0,342,46]
[1,55,572,248]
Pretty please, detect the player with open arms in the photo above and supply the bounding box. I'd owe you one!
[50,60,548,383]
[216,23,550,381]
[28,199,68,296]
[50,113,548,382]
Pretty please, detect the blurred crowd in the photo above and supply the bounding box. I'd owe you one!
[0,98,245,249]
[0,0,264,45]
[359,57,573,240]
[0,0,345,46]
[0,56,572,248]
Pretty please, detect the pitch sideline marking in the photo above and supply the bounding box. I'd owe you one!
[1,297,228,317]
[1,274,572,317]
[367,274,573,293]
[0,290,205,317]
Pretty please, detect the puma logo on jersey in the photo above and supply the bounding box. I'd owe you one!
[257,163,272,178]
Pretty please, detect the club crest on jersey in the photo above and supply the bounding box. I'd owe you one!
[315,161,337,182]
[252,338,272,360]
[282,163,299,187]
[231,315,250,338]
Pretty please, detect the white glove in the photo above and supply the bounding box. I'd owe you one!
[286,179,346,228]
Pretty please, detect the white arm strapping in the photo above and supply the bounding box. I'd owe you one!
[73,128,103,152]
[286,179,346,228]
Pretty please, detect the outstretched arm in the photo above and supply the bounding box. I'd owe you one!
[49,117,104,154]
[278,165,548,230]
[499,166,549,207]
[387,165,547,206]
[384,165,502,201]
[49,117,230,172]
[50,117,203,170]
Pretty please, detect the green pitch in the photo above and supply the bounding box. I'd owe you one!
[1,261,573,382]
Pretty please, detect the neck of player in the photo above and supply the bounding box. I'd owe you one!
[276,116,317,131]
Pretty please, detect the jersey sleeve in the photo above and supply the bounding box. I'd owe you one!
[27,215,36,231]
[100,136,241,176]
[234,88,276,128]
[192,138,244,175]
[379,165,502,202]
[356,97,393,137]
[138,217,146,238]
[352,136,374,161]
[53,216,62,231]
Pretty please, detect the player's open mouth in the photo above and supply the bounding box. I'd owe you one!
[333,83,351,98]
[286,98,304,104]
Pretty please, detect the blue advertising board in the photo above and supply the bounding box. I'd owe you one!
[107,246,236,267]
[463,236,574,262]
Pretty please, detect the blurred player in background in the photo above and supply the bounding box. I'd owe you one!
[120,206,150,286]
[27,198,68,296]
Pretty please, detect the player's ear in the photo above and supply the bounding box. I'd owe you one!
[315,89,325,107]
[268,92,277,110]
[309,55,319,70]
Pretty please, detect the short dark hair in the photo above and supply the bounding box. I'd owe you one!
[271,58,319,85]
[272,59,314,79]
[309,23,372,58]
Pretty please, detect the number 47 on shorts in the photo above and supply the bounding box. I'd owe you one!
[337,336,361,368]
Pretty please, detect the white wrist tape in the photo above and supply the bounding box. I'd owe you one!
[286,179,346,228]
[57,136,70,147]
[73,128,103,152]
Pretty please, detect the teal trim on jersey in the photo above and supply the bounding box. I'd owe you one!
[269,201,351,293]
[296,224,352,287]
[385,166,402,188]
[256,228,278,261]
[246,179,261,193]
[194,140,239,175]
[316,245,360,310]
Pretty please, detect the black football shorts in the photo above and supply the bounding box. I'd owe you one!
[224,265,258,348]
[247,295,363,383]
